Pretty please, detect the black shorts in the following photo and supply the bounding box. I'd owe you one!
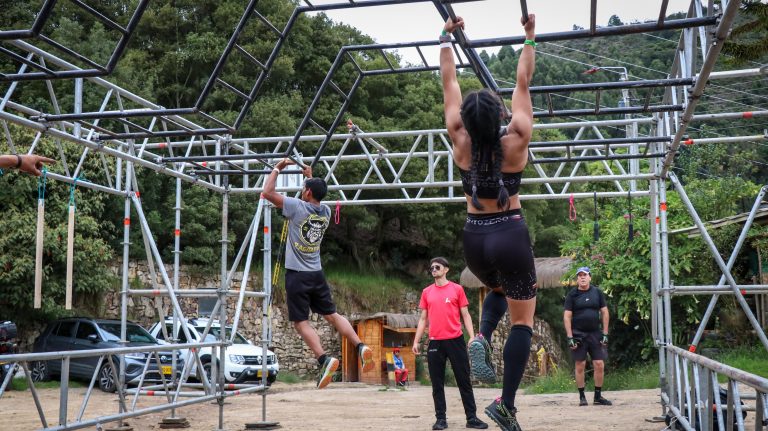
[285,269,337,322]
[570,330,607,362]
[463,209,537,300]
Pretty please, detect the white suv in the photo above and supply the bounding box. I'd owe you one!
[148,318,279,385]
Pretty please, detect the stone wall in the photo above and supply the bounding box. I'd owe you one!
[103,261,564,380]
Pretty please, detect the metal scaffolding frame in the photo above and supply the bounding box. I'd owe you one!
[1,0,768,430]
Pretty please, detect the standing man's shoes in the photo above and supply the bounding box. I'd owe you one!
[579,396,588,406]
[594,396,612,406]
[433,418,448,430]
[466,416,489,429]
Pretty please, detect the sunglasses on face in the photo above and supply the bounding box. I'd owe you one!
[429,265,443,272]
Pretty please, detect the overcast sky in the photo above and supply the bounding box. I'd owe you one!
[311,0,694,65]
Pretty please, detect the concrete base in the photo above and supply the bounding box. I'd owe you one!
[159,416,190,428]
[244,422,281,430]
[104,424,134,431]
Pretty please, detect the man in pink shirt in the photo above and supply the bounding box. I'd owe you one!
[413,257,488,430]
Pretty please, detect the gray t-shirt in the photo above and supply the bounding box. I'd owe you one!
[282,197,331,271]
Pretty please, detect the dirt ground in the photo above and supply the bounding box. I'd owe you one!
[3,382,673,431]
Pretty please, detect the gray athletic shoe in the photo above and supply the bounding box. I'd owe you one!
[316,356,339,389]
[469,334,496,383]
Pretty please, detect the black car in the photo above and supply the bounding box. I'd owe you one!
[31,318,181,392]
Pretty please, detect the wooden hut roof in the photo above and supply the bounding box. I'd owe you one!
[351,312,420,328]
[460,257,575,289]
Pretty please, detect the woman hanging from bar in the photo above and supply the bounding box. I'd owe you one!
[440,13,537,431]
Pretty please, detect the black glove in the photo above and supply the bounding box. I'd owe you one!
[601,333,609,345]
[568,337,579,349]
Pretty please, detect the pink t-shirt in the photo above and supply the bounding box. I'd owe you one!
[418,281,469,340]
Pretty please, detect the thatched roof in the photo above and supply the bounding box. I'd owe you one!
[351,312,420,328]
[460,257,575,289]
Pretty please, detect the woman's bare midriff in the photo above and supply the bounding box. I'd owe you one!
[464,193,521,214]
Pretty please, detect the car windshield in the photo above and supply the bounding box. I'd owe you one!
[100,322,157,344]
[195,326,249,344]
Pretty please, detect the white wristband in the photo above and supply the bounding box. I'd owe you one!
[439,42,452,49]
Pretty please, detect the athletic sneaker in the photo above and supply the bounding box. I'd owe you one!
[468,334,496,383]
[432,418,448,430]
[579,396,588,406]
[466,416,489,429]
[316,356,339,389]
[359,344,374,372]
[594,396,612,406]
[484,397,522,431]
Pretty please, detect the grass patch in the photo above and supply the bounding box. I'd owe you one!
[275,372,303,384]
[713,346,768,382]
[324,268,414,311]
[10,378,85,391]
[525,347,767,395]
[524,361,659,394]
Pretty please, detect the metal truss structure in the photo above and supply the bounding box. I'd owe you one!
[1,0,768,430]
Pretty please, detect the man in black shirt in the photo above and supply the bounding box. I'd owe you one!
[563,266,612,406]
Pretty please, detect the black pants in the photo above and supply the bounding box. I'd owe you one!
[427,336,477,420]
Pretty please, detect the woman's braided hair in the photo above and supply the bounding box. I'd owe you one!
[460,89,509,211]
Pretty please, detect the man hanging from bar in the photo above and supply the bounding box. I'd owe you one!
[262,158,374,389]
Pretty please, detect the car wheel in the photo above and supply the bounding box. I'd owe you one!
[202,361,221,383]
[98,363,117,393]
[30,361,50,382]
[267,374,276,386]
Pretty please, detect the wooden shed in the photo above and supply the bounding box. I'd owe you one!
[343,313,419,384]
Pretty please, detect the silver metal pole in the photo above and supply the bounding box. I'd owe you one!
[118,155,133,427]
[669,172,768,351]
[261,202,272,421]
[217,189,230,431]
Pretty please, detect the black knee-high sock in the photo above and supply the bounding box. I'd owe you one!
[479,290,507,343]
[501,325,533,409]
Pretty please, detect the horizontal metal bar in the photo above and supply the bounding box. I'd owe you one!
[530,136,670,148]
[0,29,35,40]
[98,128,232,140]
[499,77,695,95]
[691,110,768,122]
[0,341,222,363]
[668,285,768,295]
[297,0,478,12]
[228,190,652,203]
[666,345,768,393]
[468,16,719,48]
[531,152,666,164]
[534,105,683,118]
[128,289,267,298]
[33,108,197,122]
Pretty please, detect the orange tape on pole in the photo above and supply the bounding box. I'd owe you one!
[660,202,668,211]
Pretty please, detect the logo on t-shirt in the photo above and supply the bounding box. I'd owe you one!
[445,297,451,303]
[298,214,329,251]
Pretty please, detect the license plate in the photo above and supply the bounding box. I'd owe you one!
[256,370,262,378]
[161,365,172,375]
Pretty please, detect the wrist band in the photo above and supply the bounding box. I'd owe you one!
[524,39,537,47]
[441,30,449,36]
[439,34,451,43]
[439,42,452,49]
[14,154,22,169]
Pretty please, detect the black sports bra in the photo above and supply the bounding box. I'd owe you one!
[458,168,522,199]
